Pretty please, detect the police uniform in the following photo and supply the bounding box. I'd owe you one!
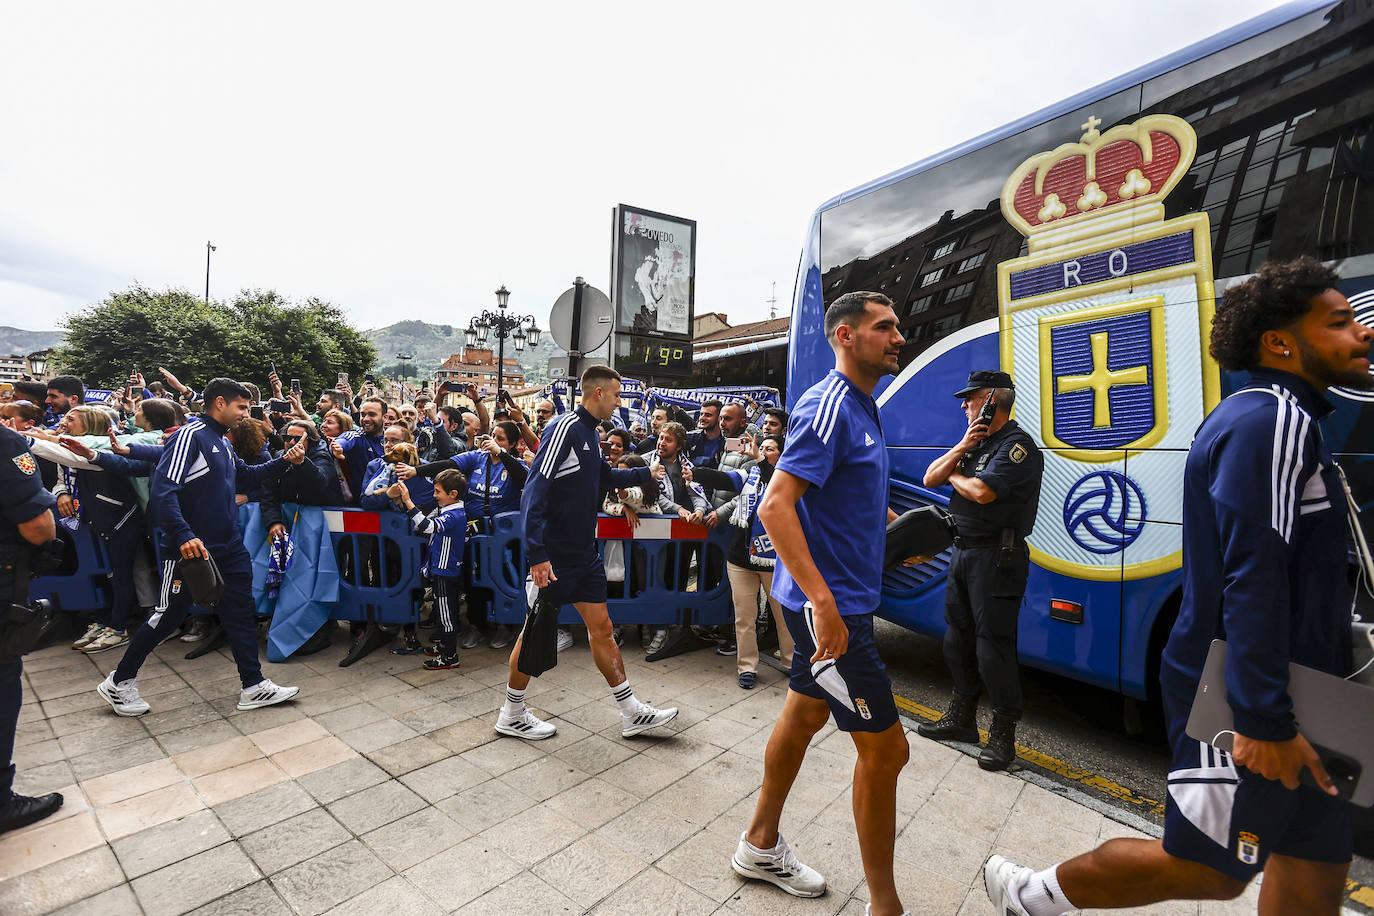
[0,426,61,830]
[928,370,1042,768]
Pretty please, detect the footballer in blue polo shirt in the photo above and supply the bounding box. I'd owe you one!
[730,291,911,916]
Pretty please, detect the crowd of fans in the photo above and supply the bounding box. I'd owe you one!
[0,368,790,687]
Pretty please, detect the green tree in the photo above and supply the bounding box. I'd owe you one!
[57,285,377,397]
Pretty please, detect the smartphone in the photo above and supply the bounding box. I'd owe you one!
[337,371,348,386]
[250,405,265,421]
[976,392,997,427]
[724,437,744,453]
[267,399,290,413]
[270,360,277,376]
[364,374,375,385]
[290,378,301,395]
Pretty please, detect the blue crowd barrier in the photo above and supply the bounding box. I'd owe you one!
[320,508,426,625]
[30,523,112,614]
[471,510,734,627]
[30,504,733,644]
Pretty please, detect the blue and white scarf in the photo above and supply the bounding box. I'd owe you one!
[729,464,776,568]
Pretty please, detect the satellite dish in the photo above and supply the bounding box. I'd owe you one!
[548,278,612,356]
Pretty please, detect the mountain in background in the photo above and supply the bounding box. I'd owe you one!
[364,319,568,387]
[0,327,65,355]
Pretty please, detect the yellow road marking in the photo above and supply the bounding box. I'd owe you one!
[894,693,1166,817]
[895,694,1374,911]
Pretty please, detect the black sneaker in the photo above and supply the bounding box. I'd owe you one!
[715,642,738,656]
[423,653,461,670]
[391,635,423,656]
[0,791,63,835]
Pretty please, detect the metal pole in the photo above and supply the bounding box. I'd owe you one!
[205,241,212,302]
[568,276,585,379]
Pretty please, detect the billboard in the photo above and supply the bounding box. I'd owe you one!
[610,204,696,338]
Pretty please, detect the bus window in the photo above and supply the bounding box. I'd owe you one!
[818,85,1142,366]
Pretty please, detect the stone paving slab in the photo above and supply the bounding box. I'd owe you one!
[1,629,1265,915]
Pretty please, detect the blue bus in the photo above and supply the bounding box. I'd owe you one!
[789,0,1374,703]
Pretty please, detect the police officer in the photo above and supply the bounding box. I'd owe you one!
[0,424,63,833]
[918,369,1042,771]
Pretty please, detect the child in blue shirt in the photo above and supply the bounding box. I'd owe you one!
[390,467,467,669]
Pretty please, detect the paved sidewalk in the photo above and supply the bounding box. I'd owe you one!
[2,630,1262,915]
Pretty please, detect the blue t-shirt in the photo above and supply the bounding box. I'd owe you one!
[772,369,889,615]
[451,450,526,518]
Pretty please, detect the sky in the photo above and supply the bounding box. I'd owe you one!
[0,0,1294,337]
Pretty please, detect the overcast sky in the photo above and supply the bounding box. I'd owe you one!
[0,0,1291,336]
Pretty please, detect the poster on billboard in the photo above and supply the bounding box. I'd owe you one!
[610,204,696,338]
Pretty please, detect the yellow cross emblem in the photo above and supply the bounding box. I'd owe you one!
[1056,331,1149,428]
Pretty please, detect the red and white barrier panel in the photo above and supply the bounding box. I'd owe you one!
[323,510,382,534]
[596,516,708,541]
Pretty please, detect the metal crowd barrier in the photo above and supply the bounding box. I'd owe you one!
[470,510,734,627]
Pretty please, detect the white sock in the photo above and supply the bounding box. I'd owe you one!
[502,686,526,716]
[1018,865,1073,916]
[609,680,639,716]
[745,836,780,855]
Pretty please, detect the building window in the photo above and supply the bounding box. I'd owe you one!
[931,316,961,339]
[944,281,975,303]
[907,295,935,317]
[919,267,945,288]
[956,252,985,273]
[931,240,958,260]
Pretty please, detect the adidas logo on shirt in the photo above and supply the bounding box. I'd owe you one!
[864,433,875,446]
[210,445,220,453]
[582,443,591,451]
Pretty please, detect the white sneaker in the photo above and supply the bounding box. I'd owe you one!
[621,702,678,737]
[730,832,826,898]
[82,628,129,654]
[72,622,104,650]
[984,855,1033,916]
[556,628,573,652]
[97,672,150,717]
[495,707,557,740]
[864,906,911,916]
[237,679,300,710]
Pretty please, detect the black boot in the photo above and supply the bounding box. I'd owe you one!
[0,791,63,835]
[978,712,1018,771]
[916,692,979,743]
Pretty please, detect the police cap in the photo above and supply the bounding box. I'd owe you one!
[953,370,1013,398]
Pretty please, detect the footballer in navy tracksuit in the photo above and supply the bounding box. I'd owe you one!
[981,261,1370,916]
[98,381,301,716]
[1159,367,1355,878]
[496,370,679,743]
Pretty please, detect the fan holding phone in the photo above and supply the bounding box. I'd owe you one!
[916,369,1043,772]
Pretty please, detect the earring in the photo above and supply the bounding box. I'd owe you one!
[1283,349,1291,357]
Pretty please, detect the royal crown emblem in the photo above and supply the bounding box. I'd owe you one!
[1002,114,1197,251]
[996,112,1217,581]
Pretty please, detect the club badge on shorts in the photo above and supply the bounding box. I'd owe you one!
[171,579,182,595]
[855,698,872,721]
[12,453,36,475]
[1237,831,1260,865]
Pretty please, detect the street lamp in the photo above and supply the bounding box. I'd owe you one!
[205,241,216,302]
[396,353,414,395]
[466,284,541,406]
[28,353,48,379]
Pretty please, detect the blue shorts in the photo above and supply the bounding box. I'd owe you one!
[782,605,899,733]
[543,553,608,608]
[1160,687,1352,879]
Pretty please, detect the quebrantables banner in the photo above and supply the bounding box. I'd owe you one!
[611,204,696,337]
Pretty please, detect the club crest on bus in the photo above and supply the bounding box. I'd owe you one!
[997,113,1219,581]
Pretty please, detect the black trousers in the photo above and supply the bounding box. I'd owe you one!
[943,544,1029,718]
[0,657,19,799]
